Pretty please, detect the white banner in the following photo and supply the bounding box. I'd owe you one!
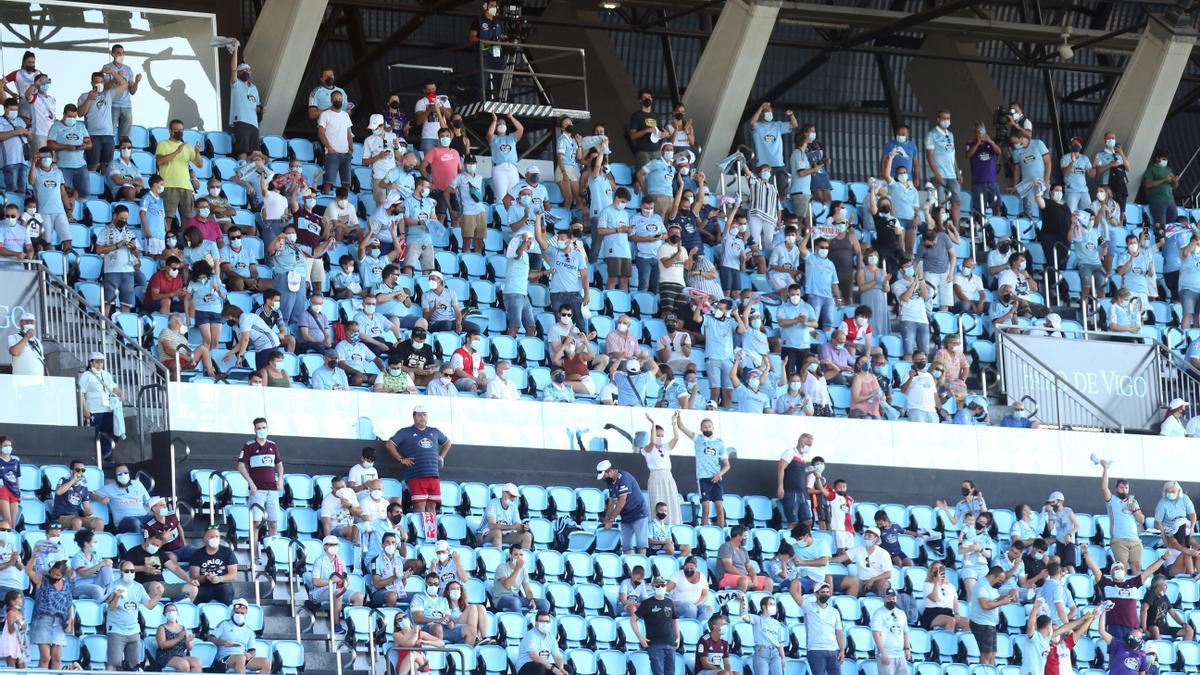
[0,375,80,426]
[167,382,1200,483]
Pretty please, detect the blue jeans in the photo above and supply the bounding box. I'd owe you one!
[87,134,114,172]
[754,647,784,675]
[504,293,535,333]
[61,165,90,199]
[116,515,145,533]
[619,517,647,551]
[112,107,132,142]
[104,271,136,309]
[274,273,309,325]
[783,489,811,525]
[808,650,841,675]
[970,181,1000,215]
[323,152,352,189]
[494,595,551,614]
[2,163,25,194]
[635,257,659,292]
[647,642,675,675]
[673,600,713,622]
[808,294,837,328]
[900,320,930,356]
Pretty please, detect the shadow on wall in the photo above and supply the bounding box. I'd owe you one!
[143,47,204,130]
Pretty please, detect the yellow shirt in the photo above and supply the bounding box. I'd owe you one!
[154,139,194,189]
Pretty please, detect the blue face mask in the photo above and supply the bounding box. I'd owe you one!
[520,195,532,206]
[349,331,361,343]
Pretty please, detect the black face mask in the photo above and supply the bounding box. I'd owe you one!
[237,72,250,82]
[1001,294,1013,304]
[674,113,684,120]
[332,100,343,110]
[114,219,127,228]
[998,244,1011,255]
[884,600,897,610]
[323,77,335,87]
[914,361,927,370]
[388,101,399,110]
[452,119,463,128]
[668,235,680,244]
[701,430,713,438]
[684,568,696,577]
[656,512,667,520]
[961,487,971,496]
[389,514,403,524]
[666,322,677,332]
[172,130,183,140]
[817,594,831,604]
[641,97,652,108]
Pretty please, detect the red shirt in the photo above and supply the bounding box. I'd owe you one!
[147,270,184,301]
[842,316,872,347]
[425,147,461,191]
[450,345,481,382]
[1044,632,1074,675]
[696,636,730,671]
[238,440,281,490]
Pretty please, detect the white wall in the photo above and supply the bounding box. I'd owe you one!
[167,382,1199,482]
[0,375,79,426]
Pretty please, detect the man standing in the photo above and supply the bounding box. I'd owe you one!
[632,576,680,675]
[76,71,121,175]
[1082,541,1163,644]
[103,45,140,141]
[674,416,730,527]
[155,119,204,229]
[94,205,140,313]
[802,583,845,675]
[46,103,91,199]
[969,566,1020,666]
[8,311,43,376]
[106,559,159,670]
[596,460,648,555]
[307,67,350,120]
[1010,131,1051,218]
[318,90,353,194]
[228,42,261,161]
[924,110,962,227]
[777,434,814,528]
[237,417,283,538]
[1101,460,1145,574]
[385,406,452,514]
[871,588,911,675]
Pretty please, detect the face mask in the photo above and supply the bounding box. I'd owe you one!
[144,544,159,554]
[519,195,532,206]
[1113,569,1127,582]
[789,295,802,306]
[537,620,552,634]
[229,238,243,251]
[1127,636,1142,650]
[807,132,817,142]
[256,428,268,440]
[728,227,739,236]
[913,361,927,370]
[116,472,130,485]
[977,126,987,135]
[1051,191,1063,202]
[368,248,381,258]
[232,613,246,626]
[172,130,183,141]
[46,535,60,546]
[412,339,426,348]
[939,119,951,129]
[166,236,177,247]
[654,587,667,600]
[748,377,760,389]
[640,209,654,219]
[762,111,775,123]
[164,610,179,622]
[713,309,726,320]
[1070,143,1082,153]
[751,318,762,330]
[38,83,49,93]
[884,600,897,610]
[668,234,680,244]
[286,232,298,243]
[817,248,829,259]
[496,124,507,134]
[789,381,802,392]
[617,323,629,333]
[197,207,211,219]
[369,488,383,500]
[487,6,497,16]
[448,589,462,601]
[39,157,52,169]
[701,429,714,438]
[122,571,135,583]
[1017,260,1027,271]
[426,585,439,596]
[818,593,831,604]
[552,372,567,384]
[896,173,908,183]
[1168,492,1180,501]
[439,136,451,147]
[663,151,674,162]
[1129,243,1139,254]
[962,266,973,277]
[1159,160,1168,168]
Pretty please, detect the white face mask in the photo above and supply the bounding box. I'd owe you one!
[654,587,667,599]
[370,489,383,500]
[384,544,397,556]
[232,613,245,626]
[207,537,220,548]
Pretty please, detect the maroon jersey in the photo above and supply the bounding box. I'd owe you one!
[238,440,281,490]
[696,636,730,670]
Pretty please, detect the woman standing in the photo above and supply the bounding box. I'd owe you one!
[743,596,788,675]
[31,560,74,671]
[800,124,832,205]
[640,413,683,526]
[856,248,891,335]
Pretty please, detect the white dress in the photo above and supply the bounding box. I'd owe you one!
[641,442,682,525]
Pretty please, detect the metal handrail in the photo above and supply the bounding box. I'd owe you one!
[168,437,191,508]
[385,645,466,675]
[995,325,1125,431]
[33,260,170,455]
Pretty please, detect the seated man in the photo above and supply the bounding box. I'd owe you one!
[335,321,385,386]
[320,476,363,541]
[210,598,273,674]
[478,483,532,548]
[126,530,199,602]
[188,526,237,604]
[411,572,462,641]
[717,526,773,592]
[49,459,105,531]
[95,464,152,533]
[831,526,894,597]
[374,352,418,394]
[310,535,366,635]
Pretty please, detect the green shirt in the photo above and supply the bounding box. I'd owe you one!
[1144,164,1175,204]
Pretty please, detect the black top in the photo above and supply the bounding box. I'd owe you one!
[189,545,236,582]
[125,544,165,584]
[1145,591,1172,628]
[391,340,437,371]
[1039,201,1071,243]
[1022,553,1046,582]
[629,109,659,153]
[636,596,678,644]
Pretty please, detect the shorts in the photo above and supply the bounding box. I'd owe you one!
[1053,541,1078,568]
[920,607,953,630]
[161,582,191,599]
[1110,538,1143,568]
[936,178,963,204]
[555,164,580,183]
[606,257,632,278]
[309,584,333,604]
[0,485,18,504]
[833,530,855,550]
[459,212,487,240]
[232,121,260,158]
[248,489,281,523]
[706,358,733,389]
[407,476,442,503]
[304,256,325,285]
[194,310,223,326]
[371,588,402,606]
[697,478,724,503]
[504,293,535,330]
[162,187,196,223]
[719,572,770,591]
[619,517,648,551]
[44,213,70,244]
[424,624,466,643]
[404,241,435,273]
[1078,263,1106,294]
[969,622,997,654]
[959,565,987,581]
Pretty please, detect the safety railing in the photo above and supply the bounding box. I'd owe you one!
[386,645,466,675]
[1151,341,1200,429]
[476,39,588,110]
[32,259,170,457]
[995,325,1125,431]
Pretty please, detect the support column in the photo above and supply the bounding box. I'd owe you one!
[1085,16,1195,194]
[243,0,330,135]
[907,35,1003,186]
[682,0,781,177]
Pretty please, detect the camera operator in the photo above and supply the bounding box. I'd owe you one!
[470,1,505,97]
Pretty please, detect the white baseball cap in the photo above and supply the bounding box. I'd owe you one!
[89,351,105,361]
[502,483,520,497]
[1169,398,1190,410]
[595,460,612,480]
[435,539,450,552]
[525,165,541,175]
[367,113,385,130]
[322,535,339,546]
[412,405,428,414]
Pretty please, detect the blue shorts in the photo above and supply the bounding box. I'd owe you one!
[706,358,733,389]
[698,478,725,503]
[503,293,534,331]
[194,310,223,326]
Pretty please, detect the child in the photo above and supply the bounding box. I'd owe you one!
[874,510,923,567]
[328,254,364,301]
[0,590,27,668]
[695,613,733,674]
[619,565,648,616]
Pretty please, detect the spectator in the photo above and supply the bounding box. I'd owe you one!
[849,355,883,420]
[871,588,911,675]
[667,555,713,621]
[480,482,531,548]
[639,413,683,524]
[126,529,198,602]
[1143,575,1196,642]
[76,71,119,177]
[619,565,649,616]
[798,235,840,330]
[25,73,55,153]
[599,187,634,290]
[717,525,772,592]
[924,110,963,226]
[1099,460,1145,574]
[30,560,73,671]
[7,311,42,377]
[448,328,487,392]
[257,349,293,388]
[0,97,27,195]
[154,602,202,672]
[675,415,729,526]
[628,89,660,168]
[144,496,191,560]
[256,289,298,354]
[320,476,362,540]
[740,595,788,675]
[965,122,1001,216]
[833,526,892,597]
[631,197,667,291]
[4,50,38,121]
[70,528,112,600]
[955,512,994,599]
[1060,137,1093,212]
[106,558,160,669]
[386,406,452,514]
[1042,490,1079,572]
[220,227,261,291]
[414,79,451,154]
[237,417,283,537]
[1009,131,1051,217]
[952,257,986,314]
[311,535,365,634]
[155,119,203,228]
[632,575,679,675]
[516,610,567,675]
[491,544,550,613]
[542,223,590,333]
[423,127,462,215]
[1154,481,1198,576]
[188,526,237,604]
[597,459,648,554]
[307,67,350,119]
[49,458,103,531]
[902,354,938,423]
[94,204,140,313]
[28,521,66,585]
[370,531,412,608]
[218,305,277,373]
[1143,150,1179,227]
[0,524,22,598]
[1097,611,1149,675]
[27,146,72,252]
[211,597,272,673]
[802,582,845,675]
[46,103,91,198]
[1082,541,1162,643]
[95,462,148,533]
[335,321,384,387]
[969,566,1019,665]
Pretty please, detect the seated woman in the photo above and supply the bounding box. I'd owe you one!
[443,579,490,646]
[256,350,292,388]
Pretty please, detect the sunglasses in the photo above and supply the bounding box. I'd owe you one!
[229,237,242,242]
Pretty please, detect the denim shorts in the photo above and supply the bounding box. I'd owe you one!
[706,358,733,389]
[249,489,281,523]
[619,517,648,551]
[194,310,223,326]
[503,293,534,330]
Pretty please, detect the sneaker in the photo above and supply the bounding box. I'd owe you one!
[334,622,347,635]
[476,637,497,646]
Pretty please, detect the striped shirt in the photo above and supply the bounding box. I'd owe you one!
[747,176,779,225]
